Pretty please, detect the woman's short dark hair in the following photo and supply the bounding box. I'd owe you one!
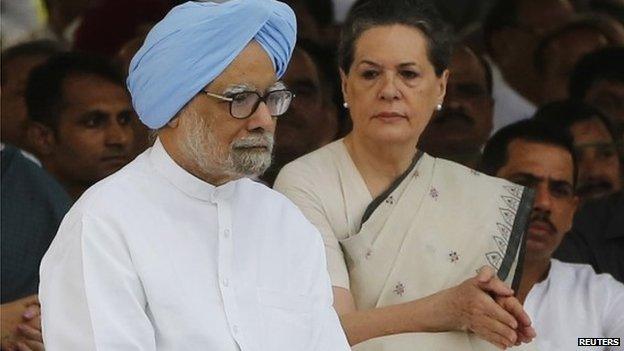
[338,0,453,76]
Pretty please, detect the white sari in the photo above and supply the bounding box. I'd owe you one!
[275,140,538,351]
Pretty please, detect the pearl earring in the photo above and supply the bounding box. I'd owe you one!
[436,103,443,111]
[343,102,349,109]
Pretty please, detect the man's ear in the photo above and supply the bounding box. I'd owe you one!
[27,121,56,157]
[167,116,180,128]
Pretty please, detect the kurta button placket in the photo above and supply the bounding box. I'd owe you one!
[214,186,247,350]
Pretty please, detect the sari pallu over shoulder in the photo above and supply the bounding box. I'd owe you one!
[339,154,538,351]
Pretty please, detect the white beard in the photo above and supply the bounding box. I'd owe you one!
[178,109,274,178]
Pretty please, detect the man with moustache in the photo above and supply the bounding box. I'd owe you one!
[419,44,493,168]
[38,1,350,350]
[481,119,624,351]
[534,100,621,201]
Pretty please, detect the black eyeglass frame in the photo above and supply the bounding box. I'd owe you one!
[202,89,295,119]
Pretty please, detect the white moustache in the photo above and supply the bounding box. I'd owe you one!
[232,134,274,149]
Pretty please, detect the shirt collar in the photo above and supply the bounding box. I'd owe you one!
[148,138,237,202]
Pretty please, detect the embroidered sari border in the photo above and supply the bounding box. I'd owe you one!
[498,187,536,283]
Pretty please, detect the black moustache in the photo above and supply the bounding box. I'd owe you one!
[529,211,556,233]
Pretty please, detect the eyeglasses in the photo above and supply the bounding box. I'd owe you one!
[203,89,294,119]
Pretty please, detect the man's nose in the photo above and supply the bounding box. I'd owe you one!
[533,182,553,212]
[247,101,275,133]
[106,119,133,148]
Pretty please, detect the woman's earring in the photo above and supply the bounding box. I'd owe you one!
[436,103,443,111]
[343,102,349,109]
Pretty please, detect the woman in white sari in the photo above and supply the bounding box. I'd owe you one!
[274,0,538,349]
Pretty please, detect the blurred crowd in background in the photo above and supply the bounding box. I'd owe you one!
[1,0,623,350]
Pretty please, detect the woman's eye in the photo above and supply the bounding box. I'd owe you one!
[361,70,379,80]
[400,70,418,79]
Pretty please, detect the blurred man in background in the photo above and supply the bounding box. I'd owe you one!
[420,44,493,168]
[534,14,624,104]
[26,53,135,200]
[570,47,624,135]
[1,40,63,152]
[262,40,339,186]
[483,0,574,132]
[534,100,621,201]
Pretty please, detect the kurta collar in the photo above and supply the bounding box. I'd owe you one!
[148,138,237,202]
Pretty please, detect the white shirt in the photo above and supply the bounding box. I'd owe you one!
[489,59,537,134]
[524,259,624,351]
[39,139,349,351]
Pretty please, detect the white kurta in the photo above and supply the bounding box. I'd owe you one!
[39,139,349,351]
[525,259,624,351]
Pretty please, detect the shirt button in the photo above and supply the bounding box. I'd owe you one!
[224,229,231,238]
[221,278,229,287]
[232,325,239,334]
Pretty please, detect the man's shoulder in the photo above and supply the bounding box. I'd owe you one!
[73,155,150,213]
[551,259,600,279]
[550,259,624,292]
[1,145,71,211]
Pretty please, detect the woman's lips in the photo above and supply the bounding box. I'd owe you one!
[373,112,407,122]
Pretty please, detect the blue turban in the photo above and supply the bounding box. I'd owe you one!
[127,0,296,129]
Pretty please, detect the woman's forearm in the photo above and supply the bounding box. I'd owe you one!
[338,292,450,346]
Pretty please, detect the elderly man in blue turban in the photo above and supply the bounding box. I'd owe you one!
[38,1,350,350]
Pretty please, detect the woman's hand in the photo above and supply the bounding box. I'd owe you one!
[432,266,534,349]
